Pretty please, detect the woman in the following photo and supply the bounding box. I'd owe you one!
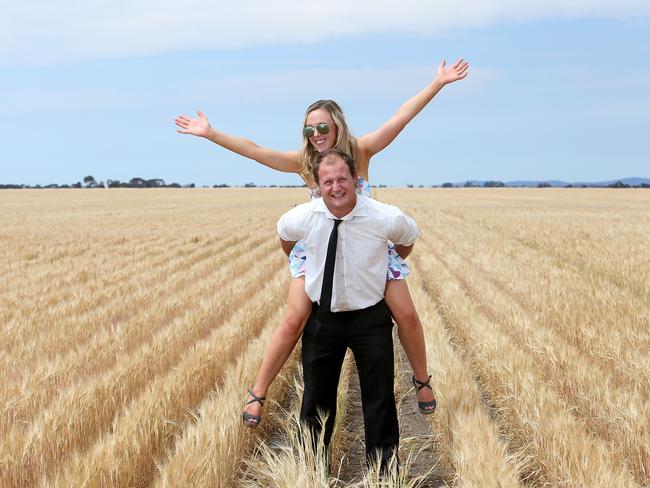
[175,58,469,427]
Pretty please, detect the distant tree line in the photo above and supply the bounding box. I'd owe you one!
[3,175,648,190]
[0,176,191,189]
[0,175,308,190]
[438,180,650,189]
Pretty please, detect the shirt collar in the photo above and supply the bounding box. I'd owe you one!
[313,195,369,220]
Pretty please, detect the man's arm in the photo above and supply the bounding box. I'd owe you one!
[387,210,420,252]
[277,203,309,253]
[280,239,298,257]
[394,244,414,259]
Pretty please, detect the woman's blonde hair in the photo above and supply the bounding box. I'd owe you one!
[298,100,357,183]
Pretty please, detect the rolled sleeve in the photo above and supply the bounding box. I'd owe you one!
[387,211,420,246]
[277,204,308,242]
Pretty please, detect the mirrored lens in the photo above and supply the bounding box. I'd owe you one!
[303,123,330,138]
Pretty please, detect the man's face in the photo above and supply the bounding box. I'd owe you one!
[317,156,357,217]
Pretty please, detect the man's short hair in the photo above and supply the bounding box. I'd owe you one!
[312,148,357,184]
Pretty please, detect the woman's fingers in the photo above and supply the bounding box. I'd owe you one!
[454,61,469,79]
[440,58,469,81]
[174,112,209,135]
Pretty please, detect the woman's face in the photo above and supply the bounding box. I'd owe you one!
[304,108,337,152]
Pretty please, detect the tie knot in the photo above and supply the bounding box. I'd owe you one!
[333,219,342,228]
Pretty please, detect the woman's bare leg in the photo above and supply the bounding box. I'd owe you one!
[243,277,312,423]
[384,279,435,410]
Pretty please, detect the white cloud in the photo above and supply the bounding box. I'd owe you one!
[0,64,501,116]
[184,65,503,103]
[2,0,649,66]
[0,87,136,112]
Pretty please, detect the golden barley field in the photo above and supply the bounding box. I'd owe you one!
[1,187,649,487]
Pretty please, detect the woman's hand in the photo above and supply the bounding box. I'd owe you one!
[437,58,469,85]
[175,111,211,138]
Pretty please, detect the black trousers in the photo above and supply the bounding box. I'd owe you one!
[300,299,399,468]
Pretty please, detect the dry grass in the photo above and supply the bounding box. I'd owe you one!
[1,187,648,487]
[407,271,525,487]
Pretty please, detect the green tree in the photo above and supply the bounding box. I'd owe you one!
[83,175,97,187]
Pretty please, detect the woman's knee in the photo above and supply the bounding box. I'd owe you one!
[392,302,421,330]
[283,277,311,336]
[281,307,309,337]
[385,280,420,328]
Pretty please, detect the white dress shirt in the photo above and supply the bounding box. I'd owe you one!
[277,195,420,312]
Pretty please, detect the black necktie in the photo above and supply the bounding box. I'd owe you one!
[318,219,342,323]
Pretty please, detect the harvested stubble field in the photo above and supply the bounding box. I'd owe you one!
[1,187,649,487]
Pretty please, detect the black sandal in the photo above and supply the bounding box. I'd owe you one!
[412,374,437,415]
[242,389,266,428]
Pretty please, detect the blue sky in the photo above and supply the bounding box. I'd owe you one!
[1,2,649,186]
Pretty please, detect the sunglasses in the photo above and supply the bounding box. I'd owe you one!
[303,122,330,138]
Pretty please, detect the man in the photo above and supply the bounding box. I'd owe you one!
[276,148,420,469]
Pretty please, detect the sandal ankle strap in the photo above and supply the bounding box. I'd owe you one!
[412,374,433,391]
[246,388,266,406]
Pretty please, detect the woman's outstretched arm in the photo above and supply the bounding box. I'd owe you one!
[357,58,469,162]
[175,111,301,173]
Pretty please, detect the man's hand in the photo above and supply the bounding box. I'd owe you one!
[280,239,297,257]
[394,244,414,259]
